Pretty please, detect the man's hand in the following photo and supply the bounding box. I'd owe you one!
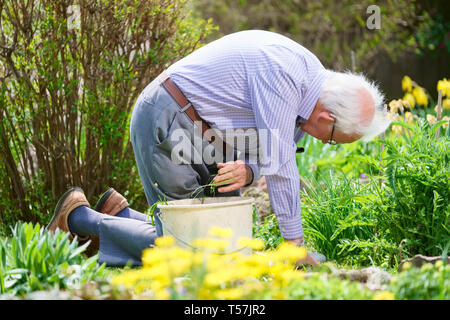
[286,237,319,268]
[212,160,253,193]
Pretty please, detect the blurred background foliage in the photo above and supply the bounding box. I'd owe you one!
[0,0,215,228]
[190,0,450,99]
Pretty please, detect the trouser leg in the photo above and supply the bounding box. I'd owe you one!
[98,215,157,267]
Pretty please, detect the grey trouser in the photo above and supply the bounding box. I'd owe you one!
[97,76,239,267]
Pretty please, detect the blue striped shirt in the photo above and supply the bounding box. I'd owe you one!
[167,30,326,240]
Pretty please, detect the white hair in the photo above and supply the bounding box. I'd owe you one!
[319,70,391,141]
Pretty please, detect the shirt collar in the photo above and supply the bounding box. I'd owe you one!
[297,68,327,121]
[294,68,327,143]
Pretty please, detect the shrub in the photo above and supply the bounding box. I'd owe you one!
[0,222,107,296]
[0,0,216,227]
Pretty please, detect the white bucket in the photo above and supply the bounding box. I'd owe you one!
[157,197,254,255]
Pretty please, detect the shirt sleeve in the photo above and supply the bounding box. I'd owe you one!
[249,69,305,240]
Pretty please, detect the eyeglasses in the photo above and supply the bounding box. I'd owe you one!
[327,114,337,145]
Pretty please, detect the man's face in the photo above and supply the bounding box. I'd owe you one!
[301,89,374,145]
[300,120,362,145]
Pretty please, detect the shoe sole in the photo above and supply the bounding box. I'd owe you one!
[47,186,84,231]
[95,187,115,212]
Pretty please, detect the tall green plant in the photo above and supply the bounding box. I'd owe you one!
[375,119,450,256]
[300,171,397,267]
[0,0,216,226]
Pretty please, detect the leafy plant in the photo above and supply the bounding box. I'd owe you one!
[389,260,449,300]
[300,171,397,267]
[375,118,449,257]
[0,222,107,296]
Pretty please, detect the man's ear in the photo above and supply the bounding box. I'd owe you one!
[318,110,335,123]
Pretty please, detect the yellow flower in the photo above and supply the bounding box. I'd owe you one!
[269,242,307,264]
[442,116,449,129]
[215,288,244,300]
[373,291,395,300]
[402,93,415,109]
[437,78,450,97]
[402,75,413,92]
[426,114,437,125]
[404,111,414,124]
[387,111,400,121]
[192,238,230,252]
[278,269,306,286]
[238,237,265,251]
[155,235,176,247]
[391,125,403,135]
[443,98,450,110]
[412,86,428,106]
[388,99,403,113]
[208,226,233,238]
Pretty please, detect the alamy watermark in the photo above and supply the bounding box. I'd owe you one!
[366,5,381,30]
[67,5,81,31]
[167,122,282,175]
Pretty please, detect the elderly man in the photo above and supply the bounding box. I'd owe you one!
[48,30,390,267]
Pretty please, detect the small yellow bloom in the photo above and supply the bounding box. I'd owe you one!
[192,238,230,252]
[387,111,399,121]
[404,111,414,124]
[437,78,450,97]
[238,237,265,251]
[155,235,176,247]
[208,226,233,238]
[373,291,395,300]
[401,75,413,92]
[391,125,403,135]
[443,98,450,110]
[413,86,428,106]
[215,288,244,300]
[442,116,449,129]
[426,114,437,125]
[388,99,403,113]
[402,93,415,109]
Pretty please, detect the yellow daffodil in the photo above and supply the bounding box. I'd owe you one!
[413,86,428,107]
[443,98,450,110]
[391,125,403,135]
[388,99,403,113]
[402,75,413,92]
[387,111,399,121]
[442,116,449,129]
[402,93,415,109]
[437,78,450,97]
[404,111,414,124]
[426,114,437,125]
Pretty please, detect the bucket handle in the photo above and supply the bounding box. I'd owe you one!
[156,207,260,254]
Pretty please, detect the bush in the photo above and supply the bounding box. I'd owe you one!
[0,0,216,227]
[0,222,106,296]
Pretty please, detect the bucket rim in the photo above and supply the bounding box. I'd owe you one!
[156,196,254,209]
